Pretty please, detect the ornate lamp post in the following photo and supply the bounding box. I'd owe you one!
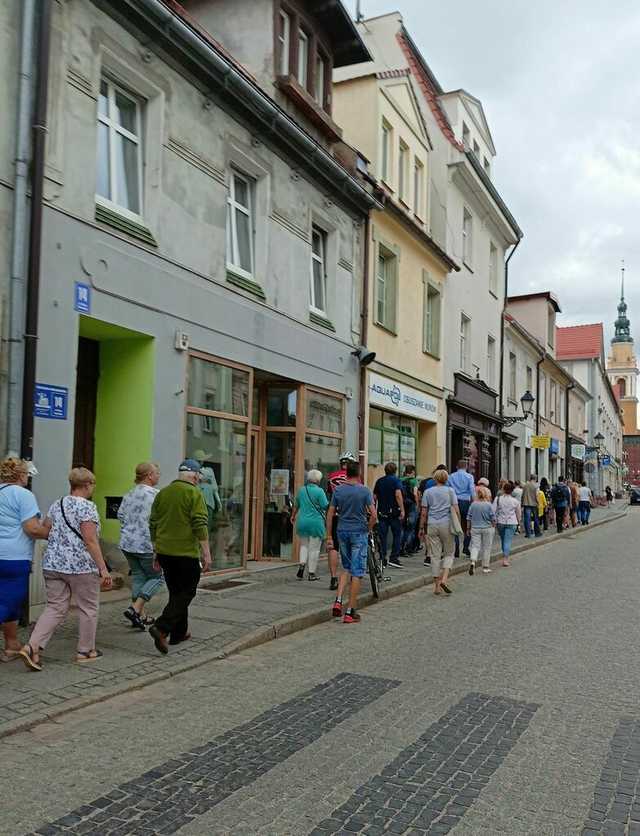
[502,390,535,427]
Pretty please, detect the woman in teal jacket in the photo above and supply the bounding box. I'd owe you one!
[292,469,328,581]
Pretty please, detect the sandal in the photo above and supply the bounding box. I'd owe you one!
[76,649,104,663]
[0,648,21,663]
[18,644,42,672]
[140,614,155,626]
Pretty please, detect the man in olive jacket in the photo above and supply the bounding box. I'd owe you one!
[148,459,212,655]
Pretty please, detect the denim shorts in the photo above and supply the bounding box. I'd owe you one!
[337,530,369,578]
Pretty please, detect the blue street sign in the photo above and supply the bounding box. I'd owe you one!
[601,455,612,467]
[34,384,68,420]
[74,282,91,313]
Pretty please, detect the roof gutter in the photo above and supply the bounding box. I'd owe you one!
[98,0,381,216]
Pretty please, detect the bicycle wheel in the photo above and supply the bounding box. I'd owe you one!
[367,542,379,598]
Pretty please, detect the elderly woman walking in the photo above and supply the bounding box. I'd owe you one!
[118,462,164,630]
[419,468,461,595]
[0,458,48,662]
[493,480,522,567]
[19,468,112,671]
[467,485,496,575]
[292,469,328,581]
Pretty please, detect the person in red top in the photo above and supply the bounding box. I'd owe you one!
[326,452,358,591]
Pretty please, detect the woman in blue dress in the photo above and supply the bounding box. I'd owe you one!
[0,458,49,662]
[292,469,328,581]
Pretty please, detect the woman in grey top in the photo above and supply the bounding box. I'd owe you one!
[419,469,460,595]
[466,486,496,575]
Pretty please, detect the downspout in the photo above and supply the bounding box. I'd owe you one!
[7,0,36,455]
[565,381,575,479]
[535,356,543,473]
[498,238,521,475]
[20,0,53,461]
[358,214,371,469]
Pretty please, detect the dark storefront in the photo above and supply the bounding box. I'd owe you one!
[447,373,502,488]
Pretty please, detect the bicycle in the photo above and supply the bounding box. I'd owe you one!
[367,526,390,598]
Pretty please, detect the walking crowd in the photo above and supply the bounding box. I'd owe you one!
[0,449,612,666]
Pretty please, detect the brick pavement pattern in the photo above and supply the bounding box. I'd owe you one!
[310,693,538,836]
[582,719,640,835]
[24,673,399,836]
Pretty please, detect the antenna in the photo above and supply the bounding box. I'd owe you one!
[621,258,626,301]
[356,0,364,22]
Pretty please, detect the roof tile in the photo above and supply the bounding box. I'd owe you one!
[556,323,603,360]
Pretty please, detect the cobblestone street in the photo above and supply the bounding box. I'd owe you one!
[1,507,638,836]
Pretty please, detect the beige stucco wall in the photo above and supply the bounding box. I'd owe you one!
[332,75,379,166]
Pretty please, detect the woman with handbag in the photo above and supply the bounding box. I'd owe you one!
[419,468,461,595]
[291,469,328,581]
[19,468,112,671]
[492,480,522,567]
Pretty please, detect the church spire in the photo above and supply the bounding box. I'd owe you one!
[613,261,633,343]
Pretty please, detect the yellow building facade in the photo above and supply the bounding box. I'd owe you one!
[334,71,458,485]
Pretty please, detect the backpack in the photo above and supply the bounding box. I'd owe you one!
[401,478,416,508]
[551,484,565,505]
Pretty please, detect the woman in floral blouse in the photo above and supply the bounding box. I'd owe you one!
[118,462,163,630]
[19,468,112,671]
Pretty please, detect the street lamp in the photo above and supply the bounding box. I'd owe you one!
[503,390,536,427]
[594,432,604,450]
[594,432,605,497]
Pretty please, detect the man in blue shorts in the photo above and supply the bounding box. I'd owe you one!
[325,459,377,624]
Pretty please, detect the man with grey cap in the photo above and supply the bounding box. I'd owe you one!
[148,459,211,655]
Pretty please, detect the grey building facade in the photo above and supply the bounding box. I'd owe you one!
[1,0,377,574]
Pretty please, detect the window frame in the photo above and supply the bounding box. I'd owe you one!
[462,207,473,269]
[459,313,471,373]
[297,27,309,90]
[508,352,517,401]
[398,140,409,203]
[423,277,441,358]
[278,9,291,75]
[413,157,424,219]
[462,121,470,149]
[375,244,398,334]
[547,307,556,349]
[487,335,496,389]
[309,225,327,316]
[226,169,256,280]
[96,76,144,223]
[314,50,327,106]
[381,119,392,185]
[489,241,498,296]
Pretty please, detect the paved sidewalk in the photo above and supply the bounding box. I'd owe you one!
[0,503,625,739]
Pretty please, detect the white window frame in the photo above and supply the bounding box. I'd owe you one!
[509,352,517,401]
[398,140,409,202]
[473,139,480,157]
[375,246,397,332]
[462,121,470,148]
[423,279,441,357]
[226,170,255,280]
[489,242,498,296]
[278,10,291,75]
[414,157,424,219]
[381,119,392,184]
[460,313,471,372]
[96,76,144,222]
[297,29,309,89]
[462,207,473,268]
[314,52,326,105]
[526,365,533,393]
[487,336,496,389]
[310,225,327,315]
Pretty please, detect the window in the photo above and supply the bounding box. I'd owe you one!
[297,29,309,89]
[462,208,473,267]
[487,336,496,388]
[423,281,441,357]
[278,10,291,75]
[540,371,546,417]
[375,248,397,332]
[526,365,533,392]
[483,157,491,176]
[414,158,424,218]
[509,352,517,400]
[381,120,392,183]
[310,226,327,314]
[460,313,471,372]
[618,377,627,397]
[547,307,555,348]
[368,409,417,475]
[489,242,498,295]
[96,78,143,217]
[314,53,326,105]
[473,140,480,157]
[550,380,557,421]
[462,121,470,148]
[398,141,409,202]
[226,170,254,277]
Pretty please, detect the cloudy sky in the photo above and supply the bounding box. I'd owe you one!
[345,0,640,341]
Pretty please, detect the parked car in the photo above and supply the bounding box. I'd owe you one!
[629,486,640,505]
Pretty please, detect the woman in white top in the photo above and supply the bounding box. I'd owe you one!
[492,480,522,567]
[19,468,111,671]
[577,481,593,525]
[118,462,163,631]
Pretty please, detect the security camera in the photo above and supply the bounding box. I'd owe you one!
[352,346,376,366]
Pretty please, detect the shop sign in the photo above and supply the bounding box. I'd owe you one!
[571,444,586,461]
[368,372,438,423]
[34,384,68,420]
[585,446,598,464]
[531,435,551,449]
[74,282,91,313]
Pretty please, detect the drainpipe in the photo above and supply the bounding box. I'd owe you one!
[498,238,521,476]
[20,0,53,461]
[357,214,371,471]
[565,381,575,479]
[7,0,36,456]
[535,356,543,474]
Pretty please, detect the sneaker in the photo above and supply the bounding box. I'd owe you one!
[296,565,305,580]
[462,548,471,557]
[329,577,338,591]
[388,558,403,568]
[332,600,342,618]
[308,573,319,581]
[440,583,452,594]
[123,606,145,631]
[343,609,361,624]
[423,557,431,567]
[482,568,492,574]
[468,562,475,576]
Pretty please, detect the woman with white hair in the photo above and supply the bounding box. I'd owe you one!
[291,469,328,581]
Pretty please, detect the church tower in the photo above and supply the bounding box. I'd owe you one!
[607,265,639,435]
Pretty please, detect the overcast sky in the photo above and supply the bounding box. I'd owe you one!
[344,0,640,342]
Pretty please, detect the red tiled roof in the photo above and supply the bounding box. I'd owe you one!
[556,323,604,360]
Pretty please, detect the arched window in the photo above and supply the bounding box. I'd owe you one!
[617,377,626,397]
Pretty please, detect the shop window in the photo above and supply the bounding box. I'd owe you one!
[267,385,297,426]
[310,226,327,315]
[304,434,341,488]
[187,357,249,417]
[96,77,143,219]
[423,280,441,357]
[368,409,417,477]
[226,170,255,279]
[306,391,343,435]
[375,246,397,332]
[304,389,344,488]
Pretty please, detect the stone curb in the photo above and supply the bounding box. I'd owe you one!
[0,508,627,740]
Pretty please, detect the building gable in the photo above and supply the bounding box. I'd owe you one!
[380,75,431,148]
